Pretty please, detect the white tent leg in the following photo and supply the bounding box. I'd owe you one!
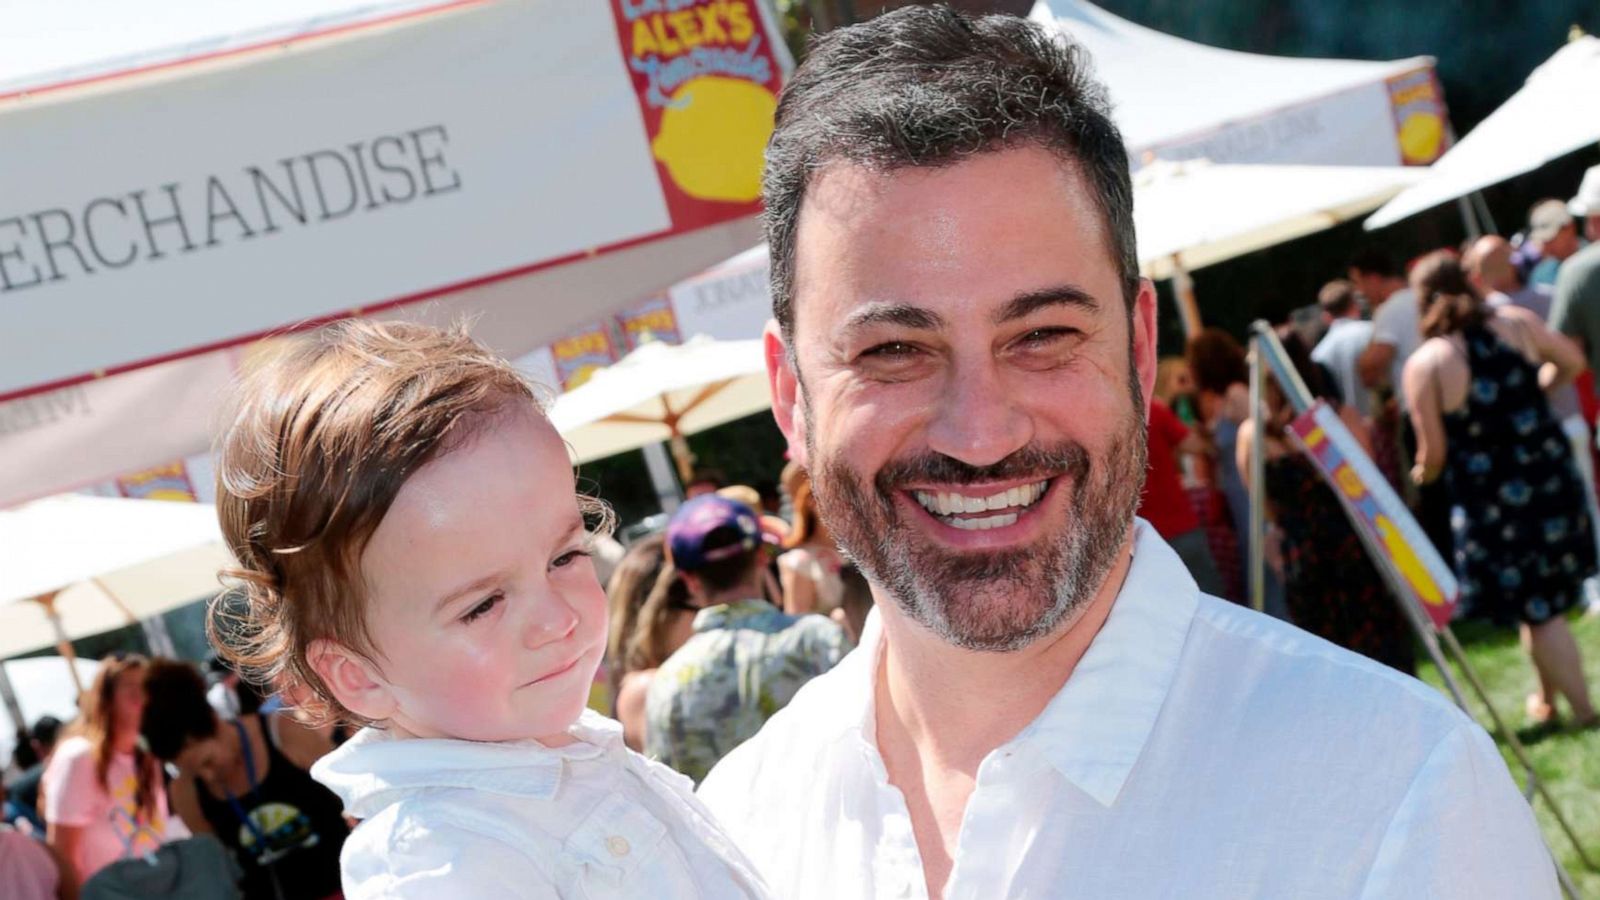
[0,664,26,739]
[642,442,683,515]
[1456,196,1482,240]
[140,615,178,658]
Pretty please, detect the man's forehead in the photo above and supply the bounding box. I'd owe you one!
[789,147,1118,328]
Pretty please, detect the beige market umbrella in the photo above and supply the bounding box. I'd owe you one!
[0,495,232,687]
[1134,159,1426,336]
[548,336,769,478]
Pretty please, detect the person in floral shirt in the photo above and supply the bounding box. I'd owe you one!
[645,495,849,782]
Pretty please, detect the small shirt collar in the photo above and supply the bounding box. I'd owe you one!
[691,597,779,633]
[849,520,1200,808]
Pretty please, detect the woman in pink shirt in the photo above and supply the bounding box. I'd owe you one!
[42,653,175,890]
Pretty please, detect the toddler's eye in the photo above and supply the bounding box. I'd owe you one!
[461,593,502,624]
[552,549,593,570]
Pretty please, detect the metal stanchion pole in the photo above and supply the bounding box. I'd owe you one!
[1248,336,1266,613]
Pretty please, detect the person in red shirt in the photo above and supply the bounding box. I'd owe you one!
[1140,399,1226,596]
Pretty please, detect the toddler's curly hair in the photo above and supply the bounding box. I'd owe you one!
[211,319,606,726]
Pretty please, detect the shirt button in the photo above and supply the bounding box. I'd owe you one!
[606,835,631,857]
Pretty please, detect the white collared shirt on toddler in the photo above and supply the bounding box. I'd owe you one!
[312,709,772,899]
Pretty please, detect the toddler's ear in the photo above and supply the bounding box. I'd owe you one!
[307,639,396,723]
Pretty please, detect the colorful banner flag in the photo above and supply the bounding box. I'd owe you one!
[1386,68,1451,165]
[1288,401,1459,630]
[616,293,683,349]
[116,461,198,502]
[551,327,621,391]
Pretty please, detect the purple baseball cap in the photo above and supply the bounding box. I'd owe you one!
[666,494,762,571]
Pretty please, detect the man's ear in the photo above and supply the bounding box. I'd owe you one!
[1132,278,1159,419]
[306,639,396,723]
[765,319,808,468]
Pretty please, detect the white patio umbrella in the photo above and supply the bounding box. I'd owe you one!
[0,495,232,675]
[1365,35,1600,230]
[1133,159,1426,335]
[548,336,769,477]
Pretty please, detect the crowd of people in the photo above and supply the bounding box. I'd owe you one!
[0,6,1593,897]
[2,651,352,899]
[1149,164,1600,725]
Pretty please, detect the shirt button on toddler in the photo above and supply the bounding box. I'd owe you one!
[606,835,631,857]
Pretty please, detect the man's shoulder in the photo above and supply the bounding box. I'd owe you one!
[1189,594,1466,735]
[1557,242,1600,292]
[1314,319,1373,354]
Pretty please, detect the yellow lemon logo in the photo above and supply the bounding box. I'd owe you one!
[652,76,775,203]
[1376,515,1444,608]
[1398,113,1443,164]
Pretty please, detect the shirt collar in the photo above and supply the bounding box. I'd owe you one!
[1016,520,1198,806]
[849,519,1199,808]
[311,709,623,818]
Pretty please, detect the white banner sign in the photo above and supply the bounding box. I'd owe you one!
[0,0,786,399]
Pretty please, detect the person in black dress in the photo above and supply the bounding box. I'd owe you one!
[1402,252,1598,727]
[140,659,349,899]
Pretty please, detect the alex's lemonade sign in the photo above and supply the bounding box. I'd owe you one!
[612,0,782,226]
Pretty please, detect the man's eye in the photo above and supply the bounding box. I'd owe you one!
[860,341,919,359]
[461,593,502,624]
[1017,327,1077,346]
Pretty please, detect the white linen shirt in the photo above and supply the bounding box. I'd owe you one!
[313,710,771,899]
[699,521,1556,900]
[1311,317,1376,417]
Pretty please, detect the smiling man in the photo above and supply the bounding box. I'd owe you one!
[694,7,1557,900]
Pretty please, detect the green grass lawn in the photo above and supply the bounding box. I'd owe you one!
[1416,610,1600,894]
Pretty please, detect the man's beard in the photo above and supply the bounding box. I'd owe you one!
[805,387,1147,652]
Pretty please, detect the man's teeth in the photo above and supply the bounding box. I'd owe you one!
[911,481,1048,527]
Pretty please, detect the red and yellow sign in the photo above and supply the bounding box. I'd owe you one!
[1290,403,1459,630]
[612,0,783,228]
[1386,68,1451,166]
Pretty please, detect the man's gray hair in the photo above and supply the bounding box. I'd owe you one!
[763,5,1139,341]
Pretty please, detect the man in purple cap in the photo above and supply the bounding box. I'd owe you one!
[644,494,848,782]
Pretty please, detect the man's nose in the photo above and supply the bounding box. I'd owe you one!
[925,358,1033,469]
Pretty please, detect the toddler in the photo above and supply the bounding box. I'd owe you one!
[212,321,771,899]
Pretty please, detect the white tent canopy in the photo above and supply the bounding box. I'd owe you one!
[1366,36,1600,230]
[1034,0,1444,169]
[549,336,769,469]
[1138,160,1426,280]
[0,0,450,95]
[0,495,231,659]
[0,0,783,507]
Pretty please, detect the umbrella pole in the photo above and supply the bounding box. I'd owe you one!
[31,592,84,697]
[1171,257,1203,340]
[669,432,695,484]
